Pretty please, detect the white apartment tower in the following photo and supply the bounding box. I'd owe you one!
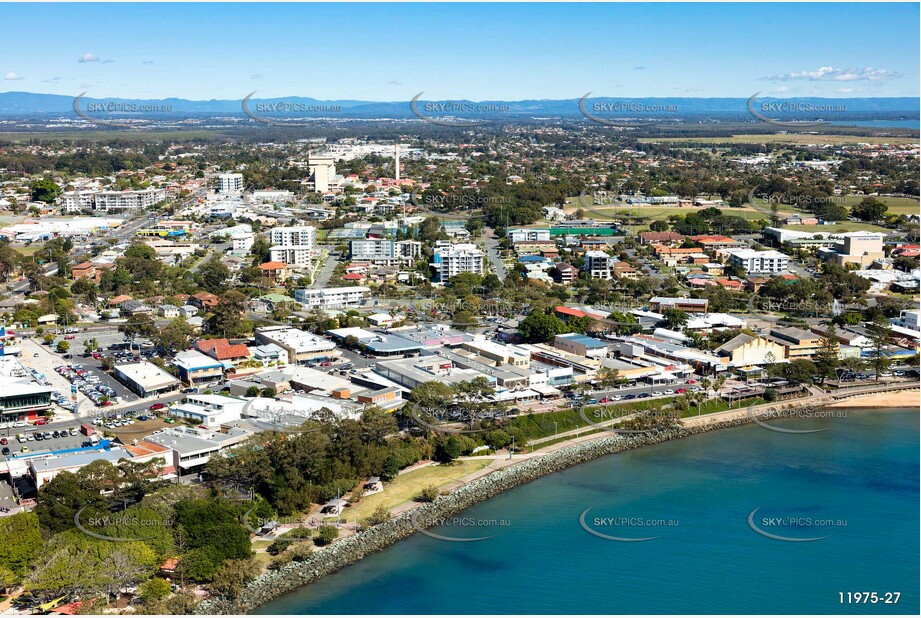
[217,173,244,194]
[432,243,485,281]
[269,225,317,252]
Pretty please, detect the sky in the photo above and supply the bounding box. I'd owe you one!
[1,3,918,101]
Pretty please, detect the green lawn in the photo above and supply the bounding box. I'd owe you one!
[343,459,491,522]
[566,203,768,224]
[836,195,919,216]
[791,221,891,233]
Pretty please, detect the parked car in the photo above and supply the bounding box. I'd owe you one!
[20,446,29,453]
[33,419,47,426]
[1,447,10,456]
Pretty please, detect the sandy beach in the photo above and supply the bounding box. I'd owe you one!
[826,388,920,408]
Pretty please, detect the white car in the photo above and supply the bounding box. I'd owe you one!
[652,391,664,397]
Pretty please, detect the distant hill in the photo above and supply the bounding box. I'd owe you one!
[0,91,917,119]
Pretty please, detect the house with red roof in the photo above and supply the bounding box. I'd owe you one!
[258,261,289,284]
[191,291,220,309]
[691,235,745,250]
[343,272,367,284]
[555,305,607,321]
[638,231,685,246]
[715,278,745,291]
[195,338,251,363]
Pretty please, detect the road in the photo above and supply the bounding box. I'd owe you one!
[483,231,507,281]
[310,246,338,288]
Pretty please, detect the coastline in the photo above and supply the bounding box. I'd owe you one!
[197,384,919,615]
[825,388,919,408]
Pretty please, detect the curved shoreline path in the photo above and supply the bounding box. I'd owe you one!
[200,382,919,615]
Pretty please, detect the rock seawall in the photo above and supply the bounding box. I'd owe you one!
[196,401,887,615]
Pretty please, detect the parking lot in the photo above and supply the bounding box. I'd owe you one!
[2,426,87,459]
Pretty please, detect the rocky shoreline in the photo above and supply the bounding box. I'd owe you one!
[196,399,866,615]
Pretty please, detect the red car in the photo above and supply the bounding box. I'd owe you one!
[92,352,102,360]
[65,335,75,340]
[33,419,47,426]
[686,379,697,384]
[0,437,7,445]
[150,403,166,411]
[676,388,687,394]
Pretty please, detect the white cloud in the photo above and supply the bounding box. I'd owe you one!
[764,66,900,82]
[386,80,403,86]
[4,71,23,80]
[633,66,645,70]
[41,76,62,83]
[78,53,100,63]
[142,60,154,65]
[251,73,263,80]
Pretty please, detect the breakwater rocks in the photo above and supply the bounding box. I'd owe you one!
[196,399,874,615]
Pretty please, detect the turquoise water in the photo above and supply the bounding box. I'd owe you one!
[254,409,919,614]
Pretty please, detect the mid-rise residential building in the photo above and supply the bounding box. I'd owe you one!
[269,225,316,251]
[350,238,422,264]
[294,286,371,309]
[612,261,639,280]
[726,249,790,274]
[62,188,167,212]
[583,250,613,279]
[270,245,312,268]
[60,191,97,212]
[431,243,484,281]
[232,232,254,255]
[217,173,244,194]
[554,262,579,283]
